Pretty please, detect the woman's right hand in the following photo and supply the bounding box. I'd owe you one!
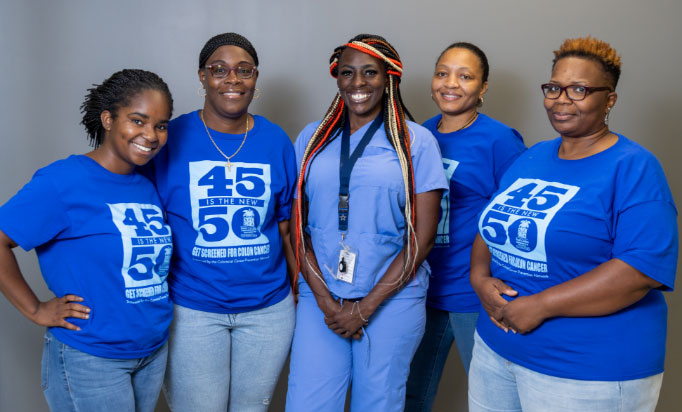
[472,276,518,332]
[30,295,90,331]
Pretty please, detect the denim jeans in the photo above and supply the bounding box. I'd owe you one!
[469,332,663,412]
[163,291,295,412]
[286,289,426,412]
[405,306,478,412]
[41,330,168,412]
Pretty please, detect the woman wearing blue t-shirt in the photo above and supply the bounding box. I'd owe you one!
[469,36,678,411]
[405,42,525,412]
[285,34,447,411]
[146,33,296,412]
[0,69,174,412]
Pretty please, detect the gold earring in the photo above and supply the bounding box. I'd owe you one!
[197,86,206,97]
[254,88,260,99]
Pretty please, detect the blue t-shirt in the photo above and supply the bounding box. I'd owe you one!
[148,111,296,313]
[476,135,678,380]
[423,113,525,312]
[0,155,173,359]
[295,119,448,299]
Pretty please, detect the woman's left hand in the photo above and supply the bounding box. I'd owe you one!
[324,301,368,340]
[493,294,548,334]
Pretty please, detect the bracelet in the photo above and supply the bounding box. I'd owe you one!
[352,301,369,323]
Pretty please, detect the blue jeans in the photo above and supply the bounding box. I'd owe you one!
[469,332,663,412]
[41,330,168,412]
[163,291,295,412]
[286,289,426,412]
[405,306,478,412]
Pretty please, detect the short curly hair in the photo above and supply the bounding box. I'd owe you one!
[552,36,622,89]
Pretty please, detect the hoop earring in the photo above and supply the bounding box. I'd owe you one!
[197,86,206,97]
[253,88,260,99]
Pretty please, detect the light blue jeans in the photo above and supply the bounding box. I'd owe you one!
[468,332,663,412]
[41,330,168,412]
[405,307,479,411]
[163,291,295,412]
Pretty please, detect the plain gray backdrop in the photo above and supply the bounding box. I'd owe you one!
[1,1,680,411]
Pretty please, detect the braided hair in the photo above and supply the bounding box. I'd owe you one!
[294,34,417,292]
[199,32,259,68]
[80,69,173,148]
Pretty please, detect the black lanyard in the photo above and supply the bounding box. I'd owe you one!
[338,114,383,232]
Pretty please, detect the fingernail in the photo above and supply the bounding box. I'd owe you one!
[76,327,81,331]
[86,308,91,313]
[85,315,89,319]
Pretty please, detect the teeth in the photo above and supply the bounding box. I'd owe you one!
[223,92,241,97]
[133,143,152,152]
[350,93,370,101]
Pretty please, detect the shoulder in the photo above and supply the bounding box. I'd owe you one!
[407,120,440,152]
[421,114,441,134]
[252,115,292,147]
[611,135,673,195]
[34,155,85,180]
[476,113,524,142]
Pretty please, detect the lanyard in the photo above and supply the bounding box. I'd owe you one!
[338,114,383,232]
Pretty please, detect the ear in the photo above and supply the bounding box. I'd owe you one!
[480,81,489,98]
[100,110,113,131]
[253,68,259,82]
[198,68,206,84]
[606,91,618,112]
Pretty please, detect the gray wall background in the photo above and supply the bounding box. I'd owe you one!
[1,0,680,411]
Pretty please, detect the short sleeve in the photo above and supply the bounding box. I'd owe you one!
[410,124,448,194]
[612,151,678,290]
[493,129,526,185]
[0,169,70,251]
[275,139,297,221]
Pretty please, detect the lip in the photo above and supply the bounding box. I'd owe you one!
[551,111,575,121]
[219,89,245,99]
[438,91,462,101]
[132,142,155,154]
[347,91,371,103]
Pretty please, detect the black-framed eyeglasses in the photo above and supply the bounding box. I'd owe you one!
[541,83,613,101]
[204,64,256,79]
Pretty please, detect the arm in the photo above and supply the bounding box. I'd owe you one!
[494,258,662,334]
[325,190,442,338]
[290,201,342,318]
[278,219,297,297]
[469,233,518,332]
[0,230,89,330]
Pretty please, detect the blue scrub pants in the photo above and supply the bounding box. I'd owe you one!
[286,287,426,412]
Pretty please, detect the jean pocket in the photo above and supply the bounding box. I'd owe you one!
[40,334,51,390]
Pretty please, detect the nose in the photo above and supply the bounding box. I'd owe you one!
[350,73,366,88]
[143,123,160,143]
[445,73,459,88]
[554,87,572,103]
[224,68,241,84]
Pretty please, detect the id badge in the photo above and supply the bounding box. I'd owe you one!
[335,243,358,284]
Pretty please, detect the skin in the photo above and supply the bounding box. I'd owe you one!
[544,57,618,159]
[199,45,258,134]
[294,48,442,338]
[432,48,488,133]
[0,89,172,330]
[87,89,171,175]
[470,56,662,334]
[336,48,387,134]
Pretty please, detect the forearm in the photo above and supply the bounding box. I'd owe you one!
[278,219,297,286]
[537,258,661,318]
[0,235,41,321]
[360,190,441,316]
[469,234,493,291]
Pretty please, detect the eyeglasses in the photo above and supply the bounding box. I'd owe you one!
[204,64,256,79]
[541,83,613,101]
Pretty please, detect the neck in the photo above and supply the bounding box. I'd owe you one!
[85,147,134,175]
[558,126,616,160]
[438,108,478,133]
[201,106,250,134]
[348,108,381,134]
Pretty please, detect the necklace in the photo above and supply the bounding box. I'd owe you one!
[200,111,249,171]
[437,111,478,133]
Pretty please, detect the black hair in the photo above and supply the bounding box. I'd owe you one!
[199,32,259,68]
[80,69,173,148]
[436,41,490,83]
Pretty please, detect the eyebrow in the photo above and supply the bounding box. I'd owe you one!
[129,112,149,119]
[340,63,380,69]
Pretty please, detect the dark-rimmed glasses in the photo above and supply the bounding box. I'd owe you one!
[541,83,613,101]
[205,64,256,79]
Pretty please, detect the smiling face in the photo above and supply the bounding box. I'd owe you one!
[544,56,617,138]
[336,47,387,128]
[431,47,488,117]
[199,45,258,121]
[100,89,171,174]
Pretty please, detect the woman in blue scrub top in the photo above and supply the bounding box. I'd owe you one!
[469,36,677,412]
[285,34,448,412]
[406,42,525,411]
